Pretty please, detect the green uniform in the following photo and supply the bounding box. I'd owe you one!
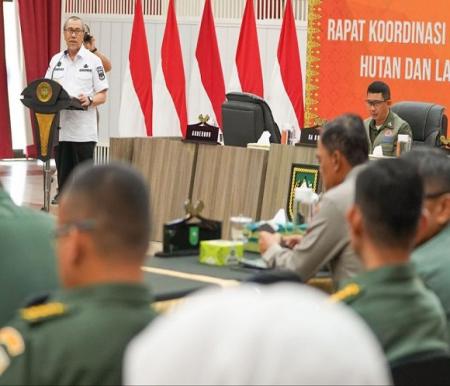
[412,224,450,345]
[364,110,412,156]
[0,189,59,326]
[332,263,448,362]
[0,283,156,385]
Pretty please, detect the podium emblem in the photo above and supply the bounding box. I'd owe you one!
[36,81,52,103]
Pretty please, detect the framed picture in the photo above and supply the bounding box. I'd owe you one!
[286,163,320,222]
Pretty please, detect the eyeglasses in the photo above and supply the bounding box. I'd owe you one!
[54,219,96,238]
[64,28,84,35]
[365,99,389,107]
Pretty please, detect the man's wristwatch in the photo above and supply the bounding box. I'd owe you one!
[88,96,94,106]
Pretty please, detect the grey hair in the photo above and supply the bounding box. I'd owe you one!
[63,16,85,31]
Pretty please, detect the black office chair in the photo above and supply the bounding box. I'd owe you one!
[390,350,450,386]
[391,101,447,147]
[221,92,281,147]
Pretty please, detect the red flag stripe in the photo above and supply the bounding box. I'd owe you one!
[235,0,264,97]
[277,0,304,128]
[161,0,187,136]
[195,0,225,128]
[129,0,153,135]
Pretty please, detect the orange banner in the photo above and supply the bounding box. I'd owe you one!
[305,0,450,130]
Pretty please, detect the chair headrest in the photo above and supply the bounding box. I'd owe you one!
[225,92,264,103]
[391,101,446,143]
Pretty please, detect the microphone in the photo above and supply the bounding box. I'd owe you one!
[50,50,68,80]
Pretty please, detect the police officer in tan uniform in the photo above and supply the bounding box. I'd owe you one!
[259,114,368,288]
[364,81,412,156]
[0,163,156,385]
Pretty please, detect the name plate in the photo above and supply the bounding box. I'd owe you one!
[298,126,320,147]
[185,123,219,143]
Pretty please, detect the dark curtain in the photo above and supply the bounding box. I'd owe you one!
[18,0,61,158]
[0,1,12,159]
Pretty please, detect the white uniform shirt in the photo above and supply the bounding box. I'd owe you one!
[45,46,108,142]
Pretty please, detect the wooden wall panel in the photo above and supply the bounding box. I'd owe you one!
[109,137,135,162]
[191,145,268,239]
[131,138,197,241]
[109,139,322,241]
[260,144,319,221]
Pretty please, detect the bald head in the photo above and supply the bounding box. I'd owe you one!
[61,162,150,259]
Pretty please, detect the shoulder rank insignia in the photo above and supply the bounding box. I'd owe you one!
[20,302,67,323]
[329,283,362,303]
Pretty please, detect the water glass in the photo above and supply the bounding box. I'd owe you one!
[230,215,252,242]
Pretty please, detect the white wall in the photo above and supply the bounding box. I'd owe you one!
[65,1,308,144]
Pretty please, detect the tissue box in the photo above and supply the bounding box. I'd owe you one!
[199,240,244,266]
[244,222,306,252]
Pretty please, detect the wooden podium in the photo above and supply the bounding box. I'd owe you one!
[21,78,83,211]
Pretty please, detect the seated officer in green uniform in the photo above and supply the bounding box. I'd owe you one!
[0,182,59,327]
[0,163,157,385]
[333,158,448,363]
[403,148,450,344]
[364,81,412,156]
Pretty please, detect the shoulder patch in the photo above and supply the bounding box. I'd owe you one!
[0,327,24,376]
[21,302,67,324]
[330,283,362,303]
[0,327,24,356]
[96,66,105,80]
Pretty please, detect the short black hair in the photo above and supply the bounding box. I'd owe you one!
[367,81,391,100]
[355,158,423,248]
[62,162,150,258]
[321,113,369,166]
[401,147,450,196]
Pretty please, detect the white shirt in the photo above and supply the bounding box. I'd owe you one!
[45,46,108,142]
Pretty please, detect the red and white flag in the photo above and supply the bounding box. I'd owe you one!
[228,0,263,97]
[153,0,187,137]
[118,0,152,136]
[267,0,304,136]
[188,0,225,128]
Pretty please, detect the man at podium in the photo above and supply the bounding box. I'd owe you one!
[45,16,108,203]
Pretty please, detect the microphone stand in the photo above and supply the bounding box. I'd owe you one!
[41,51,67,211]
[42,159,52,212]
